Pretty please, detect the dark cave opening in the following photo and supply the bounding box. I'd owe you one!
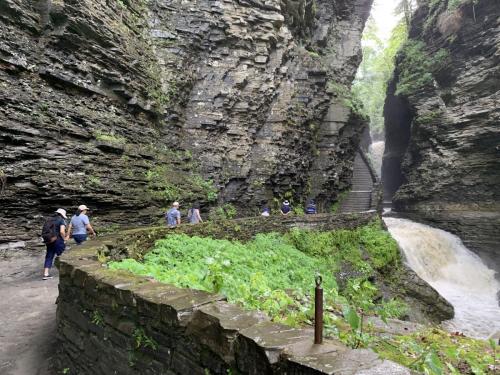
[381,78,412,205]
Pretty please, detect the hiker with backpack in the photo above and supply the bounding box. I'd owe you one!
[41,208,68,280]
[187,202,203,224]
[66,204,96,245]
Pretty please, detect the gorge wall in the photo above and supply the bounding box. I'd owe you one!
[0,0,372,250]
[382,0,500,271]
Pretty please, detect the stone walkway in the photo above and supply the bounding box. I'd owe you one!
[0,250,58,375]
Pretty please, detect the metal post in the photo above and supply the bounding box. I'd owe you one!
[314,275,323,344]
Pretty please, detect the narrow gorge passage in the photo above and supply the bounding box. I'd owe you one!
[384,217,500,339]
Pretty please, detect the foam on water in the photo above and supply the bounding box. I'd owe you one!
[384,217,500,339]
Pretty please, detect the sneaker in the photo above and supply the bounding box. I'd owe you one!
[42,275,53,280]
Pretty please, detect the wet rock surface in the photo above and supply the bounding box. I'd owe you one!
[0,0,372,250]
[382,0,500,273]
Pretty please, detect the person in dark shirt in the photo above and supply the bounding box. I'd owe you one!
[280,200,292,216]
[42,208,67,280]
[306,200,317,214]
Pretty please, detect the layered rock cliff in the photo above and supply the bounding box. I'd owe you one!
[382,0,500,271]
[0,0,372,249]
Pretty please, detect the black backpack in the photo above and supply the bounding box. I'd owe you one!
[41,217,59,244]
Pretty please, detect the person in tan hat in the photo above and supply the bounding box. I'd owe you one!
[41,208,68,280]
[66,204,96,245]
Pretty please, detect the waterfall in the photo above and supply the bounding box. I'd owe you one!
[369,140,384,178]
[384,217,500,339]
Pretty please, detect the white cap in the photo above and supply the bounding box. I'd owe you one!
[55,208,67,219]
[173,201,180,207]
[78,204,89,211]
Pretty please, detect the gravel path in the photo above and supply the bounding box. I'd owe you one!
[0,250,58,375]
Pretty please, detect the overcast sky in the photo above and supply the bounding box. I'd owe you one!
[370,0,401,41]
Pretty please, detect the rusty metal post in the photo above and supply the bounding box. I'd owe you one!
[314,275,323,344]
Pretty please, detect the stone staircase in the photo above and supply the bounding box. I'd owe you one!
[339,152,376,213]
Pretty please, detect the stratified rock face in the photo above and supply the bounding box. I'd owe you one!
[0,0,372,248]
[383,0,500,271]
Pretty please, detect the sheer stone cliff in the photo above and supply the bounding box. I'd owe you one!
[0,0,372,249]
[383,0,500,271]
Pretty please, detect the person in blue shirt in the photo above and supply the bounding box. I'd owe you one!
[306,199,317,214]
[280,200,292,216]
[66,204,96,245]
[166,201,181,227]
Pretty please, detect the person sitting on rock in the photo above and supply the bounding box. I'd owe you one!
[280,200,292,216]
[66,204,96,245]
[305,199,317,215]
[41,208,68,280]
[187,202,203,224]
[166,201,181,228]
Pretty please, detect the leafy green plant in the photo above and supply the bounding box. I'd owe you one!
[133,328,157,350]
[91,310,104,326]
[374,328,497,374]
[416,109,443,125]
[330,191,349,213]
[327,81,367,119]
[38,103,49,112]
[145,164,217,204]
[210,204,237,220]
[292,205,305,216]
[88,175,101,187]
[93,130,126,145]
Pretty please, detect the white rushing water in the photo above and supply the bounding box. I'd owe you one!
[368,140,385,178]
[384,217,500,339]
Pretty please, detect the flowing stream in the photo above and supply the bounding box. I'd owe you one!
[384,217,500,339]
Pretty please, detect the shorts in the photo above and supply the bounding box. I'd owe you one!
[73,234,88,245]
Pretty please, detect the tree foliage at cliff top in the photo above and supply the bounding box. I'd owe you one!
[353,18,407,137]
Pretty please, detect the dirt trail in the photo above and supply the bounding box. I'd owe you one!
[0,251,58,375]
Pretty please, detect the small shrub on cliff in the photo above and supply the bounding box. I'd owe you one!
[93,130,126,145]
[396,40,449,96]
[209,204,237,220]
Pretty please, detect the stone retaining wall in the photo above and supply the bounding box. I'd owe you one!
[54,214,411,374]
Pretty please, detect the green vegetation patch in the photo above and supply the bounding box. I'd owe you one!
[109,220,402,327]
[93,130,127,145]
[353,19,408,137]
[108,220,495,373]
[396,40,449,96]
[144,148,218,204]
[374,328,498,375]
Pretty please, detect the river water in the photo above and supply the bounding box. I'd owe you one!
[384,217,500,339]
